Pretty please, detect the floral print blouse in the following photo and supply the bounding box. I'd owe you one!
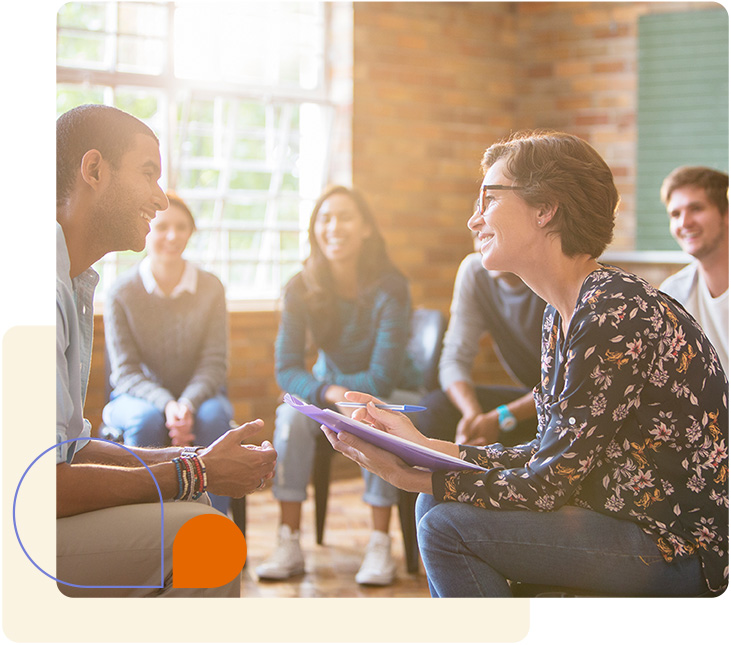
[432,266,728,593]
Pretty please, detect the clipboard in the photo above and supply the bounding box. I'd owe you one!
[284,393,487,473]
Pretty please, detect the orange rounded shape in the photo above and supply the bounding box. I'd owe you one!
[172,513,246,588]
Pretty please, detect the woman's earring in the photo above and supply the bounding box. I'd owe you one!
[537,218,543,227]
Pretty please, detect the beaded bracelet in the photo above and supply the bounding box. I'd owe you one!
[188,454,205,500]
[172,458,185,500]
[180,456,193,500]
[172,457,192,501]
[197,454,208,492]
[172,452,209,501]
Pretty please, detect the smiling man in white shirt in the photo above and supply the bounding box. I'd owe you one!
[659,166,728,374]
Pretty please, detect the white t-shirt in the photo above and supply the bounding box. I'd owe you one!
[661,262,728,375]
[686,276,729,375]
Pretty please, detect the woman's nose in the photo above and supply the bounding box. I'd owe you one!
[327,216,341,231]
[467,210,482,232]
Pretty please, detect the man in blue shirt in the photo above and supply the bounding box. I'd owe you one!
[55,104,276,596]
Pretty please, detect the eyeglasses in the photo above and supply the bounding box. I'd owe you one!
[476,184,526,216]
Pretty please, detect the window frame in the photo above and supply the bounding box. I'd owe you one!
[56,0,352,304]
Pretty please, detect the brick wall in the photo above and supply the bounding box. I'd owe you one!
[84,1,712,440]
[352,1,711,306]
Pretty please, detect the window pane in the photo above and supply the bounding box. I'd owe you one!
[280,173,298,192]
[237,102,266,128]
[233,138,266,161]
[225,202,267,224]
[278,199,301,224]
[183,133,215,158]
[184,199,215,224]
[57,32,108,67]
[230,171,271,191]
[57,0,345,302]
[57,2,107,30]
[279,231,301,259]
[118,2,167,37]
[114,89,159,121]
[56,84,106,114]
[229,262,257,292]
[182,168,220,189]
[117,35,165,74]
[229,231,261,252]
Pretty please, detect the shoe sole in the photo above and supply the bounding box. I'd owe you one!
[356,578,396,586]
[256,566,306,581]
[355,573,396,586]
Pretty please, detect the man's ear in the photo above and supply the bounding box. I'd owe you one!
[79,149,106,190]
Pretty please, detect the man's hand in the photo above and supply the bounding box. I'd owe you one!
[165,400,195,446]
[199,419,277,497]
[455,410,500,446]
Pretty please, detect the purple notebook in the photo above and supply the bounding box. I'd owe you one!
[284,393,486,473]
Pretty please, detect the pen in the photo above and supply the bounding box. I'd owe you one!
[336,402,427,412]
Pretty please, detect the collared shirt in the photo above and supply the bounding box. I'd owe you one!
[139,256,197,299]
[56,223,98,464]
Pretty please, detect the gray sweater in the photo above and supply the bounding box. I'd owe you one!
[104,265,228,412]
[439,253,545,390]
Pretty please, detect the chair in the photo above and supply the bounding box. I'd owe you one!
[100,347,248,538]
[311,308,447,574]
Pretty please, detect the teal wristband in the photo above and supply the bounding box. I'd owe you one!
[497,405,518,432]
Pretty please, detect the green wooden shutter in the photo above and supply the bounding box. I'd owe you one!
[637,8,729,250]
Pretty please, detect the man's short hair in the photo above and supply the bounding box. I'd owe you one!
[660,166,729,215]
[56,104,159,205]
[481,130,619,258]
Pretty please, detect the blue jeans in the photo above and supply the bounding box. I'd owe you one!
[415,494,707,597]
[272,402,398,506]
[103,392,234,515]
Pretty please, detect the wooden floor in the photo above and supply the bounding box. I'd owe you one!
[238,468,431,598]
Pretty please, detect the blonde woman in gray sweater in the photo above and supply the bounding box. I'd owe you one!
[103,192,234,514]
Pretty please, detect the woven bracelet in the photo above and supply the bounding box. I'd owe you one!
[188,454,206,500]
[172,458,184,500]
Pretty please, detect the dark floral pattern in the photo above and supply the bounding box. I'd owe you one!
[433,266,728,593]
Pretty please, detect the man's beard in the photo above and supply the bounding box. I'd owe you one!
[92,179,148,254]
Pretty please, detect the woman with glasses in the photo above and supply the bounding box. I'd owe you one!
[321,131,728,597]
[256,185,420,586]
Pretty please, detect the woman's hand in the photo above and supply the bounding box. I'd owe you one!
[320,425,433,495]
[165,400,195,446]
[340,391,432,448]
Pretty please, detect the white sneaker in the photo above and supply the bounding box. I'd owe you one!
[255,524,305,580]
[355,530,396,586]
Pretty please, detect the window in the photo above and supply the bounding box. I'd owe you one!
[636,8,729,250]
[57,1,353,300]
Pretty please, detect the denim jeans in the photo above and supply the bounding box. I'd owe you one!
[415,494,707,597]
[272,402,399,507]
[103,392,234,514]
[272,388,423,508]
